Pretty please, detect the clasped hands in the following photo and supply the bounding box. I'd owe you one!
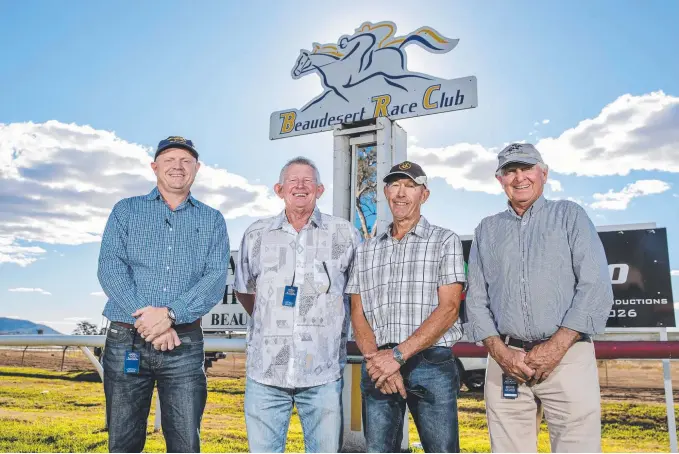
[132,307,180,352]
[364,349,407,398]
[497,340,568,385]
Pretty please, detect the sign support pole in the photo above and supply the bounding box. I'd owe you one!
[660,328,678,453]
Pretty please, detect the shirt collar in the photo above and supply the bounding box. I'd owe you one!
[269,207,325,231]
[506,194,546,219]
[144,187,199,209]
[380,215,430,240]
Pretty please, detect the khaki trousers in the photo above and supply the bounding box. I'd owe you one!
[484,341,601,453]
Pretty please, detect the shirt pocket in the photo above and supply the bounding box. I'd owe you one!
[312,259,331,295]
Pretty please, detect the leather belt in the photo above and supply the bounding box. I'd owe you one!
[502,334,591,351]
[112,319,201,334]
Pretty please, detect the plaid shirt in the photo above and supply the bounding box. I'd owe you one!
[98,187,230,325]
[346,216,466,347]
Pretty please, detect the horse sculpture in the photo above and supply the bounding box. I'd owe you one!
[291,21,459,111]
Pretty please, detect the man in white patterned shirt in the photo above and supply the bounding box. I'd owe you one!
[346,160,466,453]
[234,157,361,453]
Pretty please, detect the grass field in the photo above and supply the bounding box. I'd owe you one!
[0,366,676,452]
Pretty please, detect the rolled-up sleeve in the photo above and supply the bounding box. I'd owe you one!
[344,244,361,295]
[463,229,500,343]
[438,233,467,287]
[560,205,614,335]
[234,227,257,294]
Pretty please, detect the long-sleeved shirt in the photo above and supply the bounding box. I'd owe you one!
[98,187,229,325]
[463,196,614,342]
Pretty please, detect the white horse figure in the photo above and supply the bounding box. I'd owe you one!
[291,21,459,111]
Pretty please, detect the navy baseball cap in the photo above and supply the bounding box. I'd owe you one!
[383,161,428,186]
[154,136,199,160]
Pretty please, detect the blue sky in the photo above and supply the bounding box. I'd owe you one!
[1,1,678,333]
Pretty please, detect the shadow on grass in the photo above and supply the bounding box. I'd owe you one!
[0,370,101,383]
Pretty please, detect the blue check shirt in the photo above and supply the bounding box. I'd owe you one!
[98,187,230,325]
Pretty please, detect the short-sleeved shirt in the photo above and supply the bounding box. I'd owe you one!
[234,208,361,388]
[346,216,466,347]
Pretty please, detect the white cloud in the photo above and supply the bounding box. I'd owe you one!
[8,287,51,295]
[0,121,282,266]
[542,119,550,125]
[537,91,679,176]
[671,270,679,276]
[90,291,106,297]
[64,317,90,322]
[546,179,563,192]
[591,179,670,210]
[410,91,679,197]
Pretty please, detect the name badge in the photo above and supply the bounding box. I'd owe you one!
[282,285,298,307]
[501,374,518,399]
[124,350,140,374]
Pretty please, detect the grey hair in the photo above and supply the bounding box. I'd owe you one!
[495,162,549,178]
[278,156,322,185]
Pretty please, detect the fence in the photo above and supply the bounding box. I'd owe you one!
[0,331,677,452]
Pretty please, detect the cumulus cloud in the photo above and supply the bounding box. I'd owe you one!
[410,91,679,198]
[8,287,51,295]
[546,179,563,192]
[590,180,671,210]
[90,291,106,297]
[0,121,282,266]
[64,317,90,321]
[671,270,679,276]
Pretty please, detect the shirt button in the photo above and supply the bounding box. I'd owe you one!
[169,228,173,231]
[166,266,170,270]
[163,287,167,292]
[168,246,172,250]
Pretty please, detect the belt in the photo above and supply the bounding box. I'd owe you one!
[112,319,201,334]
[378,343,399,351]
[501,334,591,351]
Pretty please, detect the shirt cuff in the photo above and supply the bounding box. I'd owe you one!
[344,284,360,294]
[560,308,596,335]
[463,320,500,343]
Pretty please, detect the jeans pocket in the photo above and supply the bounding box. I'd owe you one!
[106,326,133,346]
[420,347,455,365]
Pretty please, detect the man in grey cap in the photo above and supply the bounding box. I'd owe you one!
[347,160,466,452]
[464,143,614,452]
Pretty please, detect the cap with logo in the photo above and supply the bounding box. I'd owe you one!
[382,161,428,186]
[154,136,199,160]
[496,143,544,172]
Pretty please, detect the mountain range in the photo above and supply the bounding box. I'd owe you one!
[0,317,61,335]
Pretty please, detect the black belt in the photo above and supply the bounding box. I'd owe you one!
[501,334,591,351]
[112,319,201,334]
[378,343,399,351]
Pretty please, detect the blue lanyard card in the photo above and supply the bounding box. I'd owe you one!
[124,350,140,374]
[502,374,518,399]
[282,285,298,307]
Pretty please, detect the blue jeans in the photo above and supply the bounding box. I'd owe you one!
[103,322,208,453]
[244,377,344,453]
[361,346,460,453]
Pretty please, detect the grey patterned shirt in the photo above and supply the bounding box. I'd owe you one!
[346,216,467,347]
[463,196,614,343]
[234,208,361,388]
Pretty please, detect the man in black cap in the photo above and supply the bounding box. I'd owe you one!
[98,136,229,452]
[346,161,467,452]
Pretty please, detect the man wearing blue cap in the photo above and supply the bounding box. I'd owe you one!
[98,136,229,452]
[464,143,613,452]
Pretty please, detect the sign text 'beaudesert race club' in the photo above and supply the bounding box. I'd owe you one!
[269,21,478,140]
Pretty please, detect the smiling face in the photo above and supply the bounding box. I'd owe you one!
[274,163,324,212]
[151,148,200,196]
[384,176,430,223]
[496,163,548,214]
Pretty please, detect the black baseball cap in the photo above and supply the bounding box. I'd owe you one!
[154,136,199,160]
[382,161,428,186]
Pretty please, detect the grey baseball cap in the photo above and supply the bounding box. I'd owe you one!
[496,143,544,172]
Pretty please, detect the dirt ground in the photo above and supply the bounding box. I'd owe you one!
[2,347,678,403]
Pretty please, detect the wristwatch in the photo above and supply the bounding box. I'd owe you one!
[393,346,406,366]
[166,308,177,326]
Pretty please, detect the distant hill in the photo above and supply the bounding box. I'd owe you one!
[0,317,61,335]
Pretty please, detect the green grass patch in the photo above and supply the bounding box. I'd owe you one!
[0,366,675,452]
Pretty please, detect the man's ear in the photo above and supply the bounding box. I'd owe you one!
[315,184,325,199]
[421,187,430,204]
[274,183,284,199]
